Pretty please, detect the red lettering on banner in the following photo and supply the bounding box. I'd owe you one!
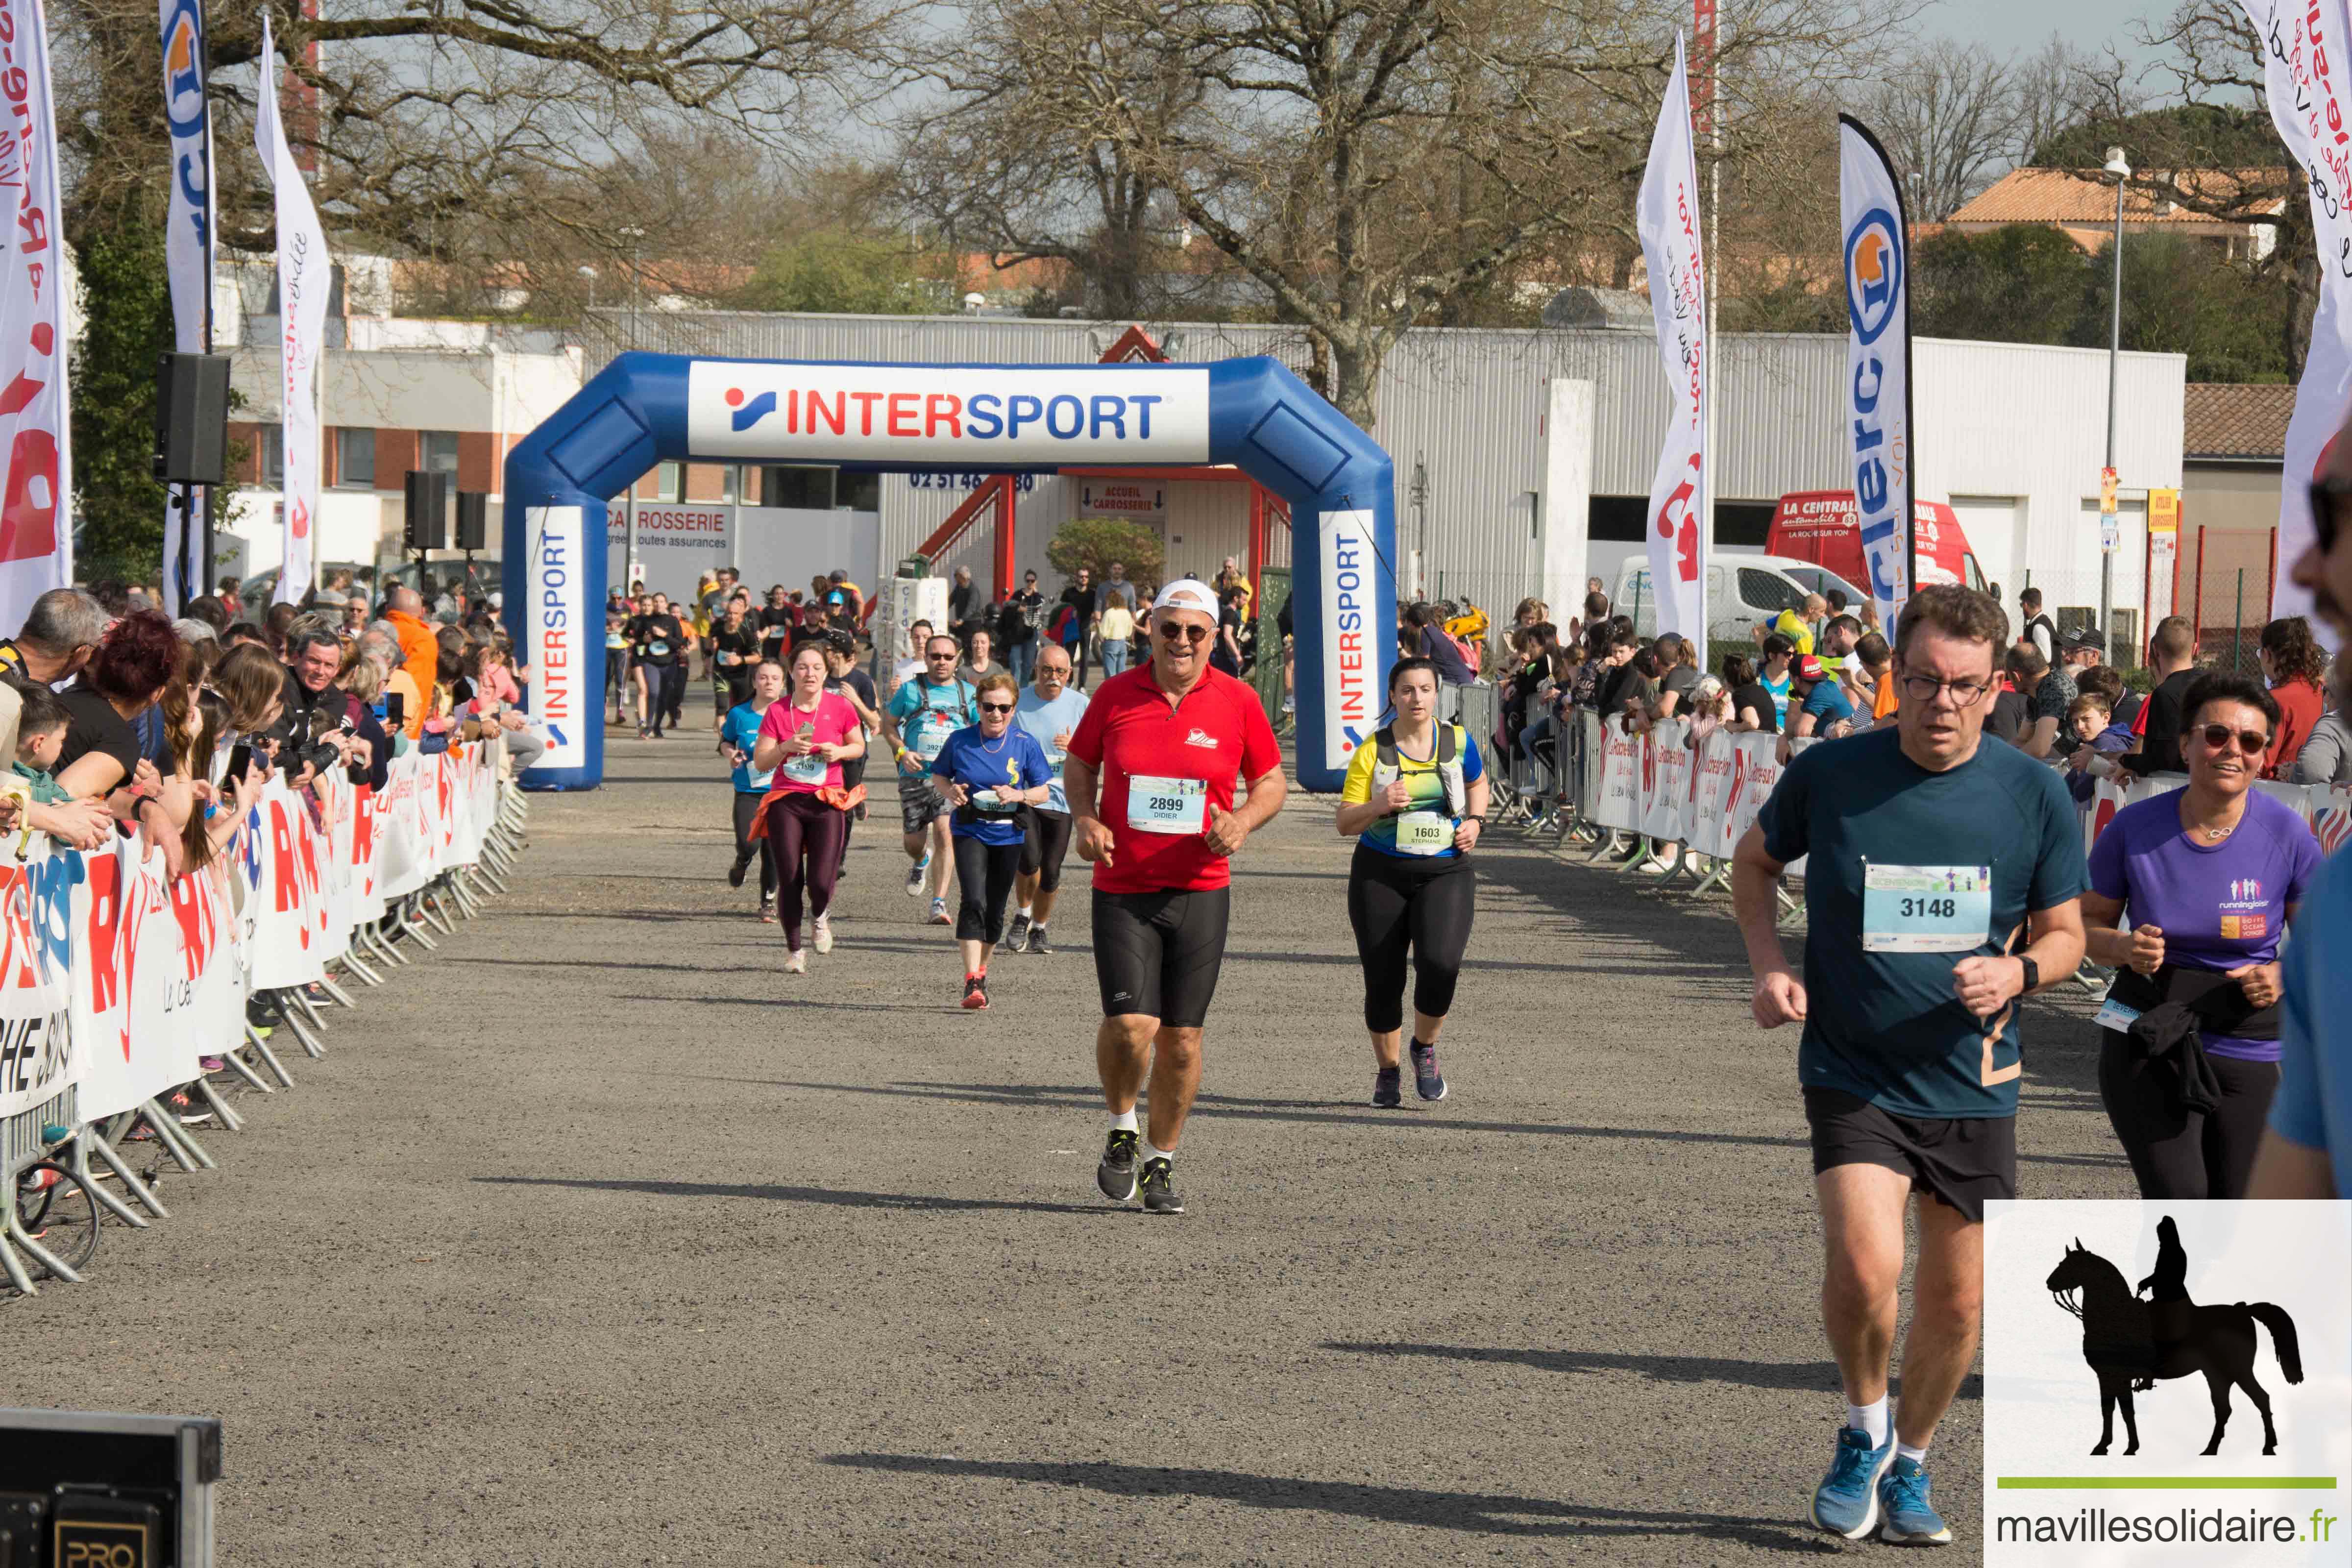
[926,393,963,439]
[85,853,123,1017]
[808,390,845,436]
[0,866,36,989]
[270,799,301,915]
[886,392,919,437]
[169,873,215,981]
[850,390,883,435]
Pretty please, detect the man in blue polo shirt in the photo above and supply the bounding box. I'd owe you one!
[1732,584,2088,1549]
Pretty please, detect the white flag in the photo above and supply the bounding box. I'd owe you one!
[159,0,212,612]
[2245,0,2352,624]
[0,0,71,630]
[1636,32,1708,662]
[255,16,329,606]
[1838,114,1914,634]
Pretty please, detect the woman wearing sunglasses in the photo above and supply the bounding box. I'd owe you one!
[2081,671,2322,1199]
[931,670,1054,1009]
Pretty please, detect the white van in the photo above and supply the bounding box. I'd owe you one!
[1611,554,1867,654]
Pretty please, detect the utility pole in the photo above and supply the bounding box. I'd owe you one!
[2101,147,2130,658]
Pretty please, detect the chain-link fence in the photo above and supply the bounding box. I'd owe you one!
[2187,530,2276,677]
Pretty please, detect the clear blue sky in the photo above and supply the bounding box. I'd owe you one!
[1921,0,2169,63]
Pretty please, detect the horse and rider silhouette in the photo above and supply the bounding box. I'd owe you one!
[2046,1217,2303,1457]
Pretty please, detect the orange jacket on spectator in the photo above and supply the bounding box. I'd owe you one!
[384,610,440,726]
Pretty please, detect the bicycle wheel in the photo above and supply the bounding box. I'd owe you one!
[13,1161,98,1277]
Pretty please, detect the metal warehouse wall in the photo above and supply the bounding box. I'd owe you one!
[603,314,2183,616]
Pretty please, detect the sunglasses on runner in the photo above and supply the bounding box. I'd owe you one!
[1155,621,1212,643]
[2196,723,2270,755]
[979,701,1014,713]
[926,650,958,661]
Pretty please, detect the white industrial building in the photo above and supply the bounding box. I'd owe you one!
[219,293,2186,648]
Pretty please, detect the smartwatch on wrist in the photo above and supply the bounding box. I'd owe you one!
[2017,955,2039,994]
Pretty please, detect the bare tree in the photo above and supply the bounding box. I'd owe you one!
[1865,45,2022,220]
[913,0,1922,428]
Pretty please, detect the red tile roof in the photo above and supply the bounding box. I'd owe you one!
[2184,382,2294,461]
[1951,167,2286,227]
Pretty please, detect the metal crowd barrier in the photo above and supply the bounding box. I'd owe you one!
[0,748,533,1299]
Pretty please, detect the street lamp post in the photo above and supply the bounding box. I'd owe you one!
[617,227,646,598]
[2101,146,2130,659]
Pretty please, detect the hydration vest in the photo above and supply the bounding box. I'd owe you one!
[1371,723,1466,820]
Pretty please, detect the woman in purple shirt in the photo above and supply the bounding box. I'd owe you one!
[2082,672,2321,1199]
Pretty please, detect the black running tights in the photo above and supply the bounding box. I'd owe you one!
[953,833,1022,946]
[1346,844,1475,1033]
[732,791,778,900]
[765,792,847,950]
[2097,1030,2280,1200]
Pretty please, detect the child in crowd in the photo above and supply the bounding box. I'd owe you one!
[2060,691,2130,803]
[12,686,74,804]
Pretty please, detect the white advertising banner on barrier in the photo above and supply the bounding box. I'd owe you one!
[524,505,589,772]
[685,361,1211,465]
[0,856,72,1121]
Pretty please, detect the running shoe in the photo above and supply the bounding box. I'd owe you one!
[1410,1041,1448,1102]
[1139,1156,1184,1215]
[813,914,834,954]
[961,973,989,1010]
[1025,925,1053,956]
[759,898,777,924]
[728,852,751,889]
[929,897,951,926]
[784,949,808,975]
[905,852,930,897]
[1007,911,1031,952]
[1096,1128,1140,1201]
[1372,1065,1402,1108]
[1809,1426,1895,1541]
[1877,1456,1952,1546]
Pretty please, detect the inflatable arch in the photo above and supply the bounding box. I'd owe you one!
[499,353,1396,792]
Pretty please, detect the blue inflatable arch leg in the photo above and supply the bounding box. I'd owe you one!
[500,352,1396,792]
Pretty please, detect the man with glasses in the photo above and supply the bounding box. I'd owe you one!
[1731,584,2087,1548]
[1066,578,1287,1215]
[1000,570,1044,686]
[1009,642,1088,955]
[2247,448,2352,1200]
[882,634,977,924]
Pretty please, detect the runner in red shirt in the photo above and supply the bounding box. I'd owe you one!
[1065,578,1287,1215]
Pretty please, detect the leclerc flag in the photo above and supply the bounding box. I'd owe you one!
[0,0,72,632]
[1636,32,1708,662]
[255,15,329,606]
[1838,114,1915,635]
[158,0,212,612]
[2245,0,2352,626]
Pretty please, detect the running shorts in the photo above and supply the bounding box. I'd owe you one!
[897,766,952,834]
[1802,1086,2016,1223]
[1092,887,1231,1029]
[1021,807,1075,891]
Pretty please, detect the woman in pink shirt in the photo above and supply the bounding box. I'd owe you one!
[751,641,867,970]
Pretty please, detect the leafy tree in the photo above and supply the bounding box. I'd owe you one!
[736,232,940,315]
[1046,517,1162,584]
[2029,103,2282,172]
[2074,231,2293,384]
[1911,223,2091,345]
[70,217,174,580]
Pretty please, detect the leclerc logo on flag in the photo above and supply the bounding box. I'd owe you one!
[1846,210,1903,344]
[685,361,1211,465]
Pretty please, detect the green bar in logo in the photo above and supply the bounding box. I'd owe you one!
[1997,1477,2340,1491]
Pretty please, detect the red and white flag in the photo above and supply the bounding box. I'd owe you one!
[1635,31,1708,662]
[0,0,71,629]
[2244,0,2352,624]
[255,16,329,605]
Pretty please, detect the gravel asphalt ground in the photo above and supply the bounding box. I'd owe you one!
[3,731,2137,1565]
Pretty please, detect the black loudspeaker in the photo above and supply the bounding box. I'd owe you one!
[454,490,489,551]
[404,470,449,550]
[152,352,231,484]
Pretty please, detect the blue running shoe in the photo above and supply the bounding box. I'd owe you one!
[1878,1455,1952,1546]
[1410,1041,1447,1101]
[1809,1426,1894,1540]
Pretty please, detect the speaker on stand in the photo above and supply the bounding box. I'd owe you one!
[152,352,231,600]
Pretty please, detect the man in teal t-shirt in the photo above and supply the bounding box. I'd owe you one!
[1732,585,2087,1550]
[882,634,976,918]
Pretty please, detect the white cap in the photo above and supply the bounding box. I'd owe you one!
[1153,578,1220,619]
